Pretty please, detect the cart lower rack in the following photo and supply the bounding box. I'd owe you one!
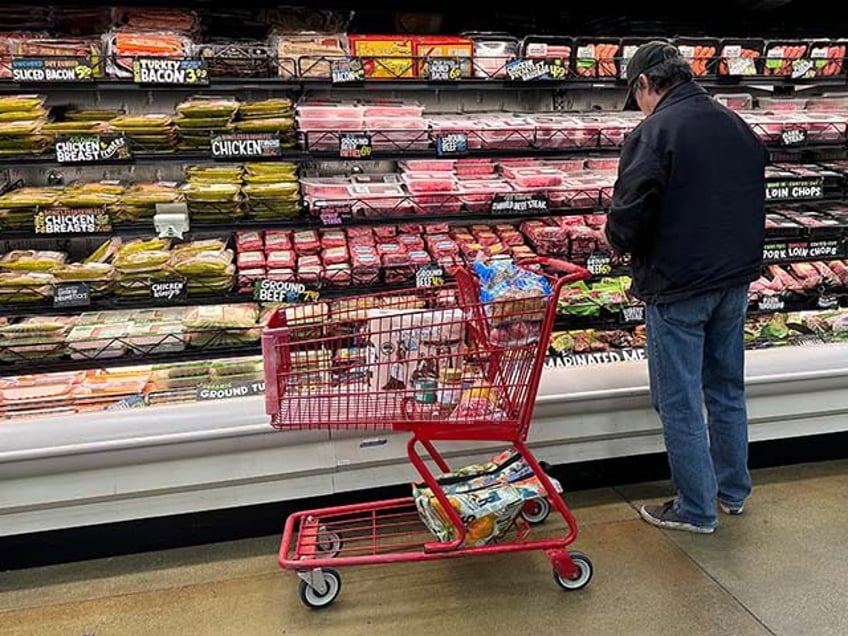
[263,258,594,609]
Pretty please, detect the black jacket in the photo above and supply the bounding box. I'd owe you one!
[605,81,769,305]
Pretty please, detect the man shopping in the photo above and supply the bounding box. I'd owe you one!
[605,42,769,533]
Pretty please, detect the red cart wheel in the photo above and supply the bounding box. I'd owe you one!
[553,551,593,591]
[521,498,551,525]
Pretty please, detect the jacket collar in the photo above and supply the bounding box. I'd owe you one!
[652,80,709,116]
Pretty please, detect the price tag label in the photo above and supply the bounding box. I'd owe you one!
[491,193,549,215]
[436,133,468,155]
[757,296,785,312]
[253,279,320,303]
[808,240,845,260]
[780,128,807,146]
[107,394,147,410]
[132,58,209,85]
[331,58,365,83]
[55,134,131,164]
[34,208,111,234]
[620,305,646,324]
[505,58,566,81]
[314,203,352,226]
[790,58,815,79]
[196,380,266,401]
[416,265,445,288]
[427,58,463,81]
[12,57,95,82]
[339,133,373,159]
[211,133,281,159]
[765,177,824,201]
[53,282,91,308]
[586,253,612,276]
[150,278,187,302]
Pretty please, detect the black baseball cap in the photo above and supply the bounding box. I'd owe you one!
[623,41,682,111]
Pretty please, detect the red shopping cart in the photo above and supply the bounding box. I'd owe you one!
[262,257,593,609]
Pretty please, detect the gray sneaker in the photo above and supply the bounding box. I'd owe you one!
[719,500,745,515]
[639,500,716,534]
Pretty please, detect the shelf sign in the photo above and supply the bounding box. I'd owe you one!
[11,57,94,82]
[132,58,209,85]
[780,128,807,147]
[436,133,468,155]
[55,134,131,164]
[505,57,566,81]
[763,240,845,263]
[331,58,365,84]
[757,296,785,312]
[586,253,612,276]
[765,177,824,201]
[150,278,187,302]
[545,348,646,369]
[53,282,91,308]
[211,133,281,159]
[416,265,445,288]
[491,193,549,215]
[317,204,352,226]
[339,133,372,159]
[620,305,646,324]
[427,58,463,81]
[196,380,265,401]
[254,279,320,303]
[34,208,112,234]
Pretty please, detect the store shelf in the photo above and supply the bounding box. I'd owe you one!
[1,343,846,536]
[0,74,845,94]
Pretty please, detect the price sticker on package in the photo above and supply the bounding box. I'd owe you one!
[339,133,372,159]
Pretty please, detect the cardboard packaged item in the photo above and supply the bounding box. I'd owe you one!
[367,307,465,396]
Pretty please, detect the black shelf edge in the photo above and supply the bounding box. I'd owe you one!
[0,343,261,378]
[0,75,845,94]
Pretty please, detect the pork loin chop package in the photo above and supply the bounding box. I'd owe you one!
[366,307,465,400]
[413,447,562,547]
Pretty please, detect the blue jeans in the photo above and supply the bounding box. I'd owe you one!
[646,285,753,528]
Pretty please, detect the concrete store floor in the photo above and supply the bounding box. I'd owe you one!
[1,459,846,636]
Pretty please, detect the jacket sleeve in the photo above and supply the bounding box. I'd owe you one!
[605,135,667,255]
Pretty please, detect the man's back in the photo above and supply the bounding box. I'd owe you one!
[613,81,769,304]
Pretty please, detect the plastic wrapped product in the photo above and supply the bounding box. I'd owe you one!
[293,230,321,255]
[322,246,349,266]
[465,33,520,78]
[321,229,347,249]
[574,39,620,78]
[265,230,293,252]
[719,39,764,76]
[324,263,352,287]
[266,250,297,270]
[274,33,349,79]
[236,231,264,253]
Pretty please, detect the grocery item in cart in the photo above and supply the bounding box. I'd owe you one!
[473,258,553,346]
[413,448,559,547]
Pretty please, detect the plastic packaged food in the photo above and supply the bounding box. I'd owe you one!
[574,38,620,78]
[465,33,520,78]
[274,33,349,79]
[673,37,719,77]
[719,39,763,76]
[764,41,809,77]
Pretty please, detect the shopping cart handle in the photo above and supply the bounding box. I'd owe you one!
[519,257,592,283]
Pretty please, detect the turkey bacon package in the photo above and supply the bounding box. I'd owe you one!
[413,448,562,547]
[473,258,553,346]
